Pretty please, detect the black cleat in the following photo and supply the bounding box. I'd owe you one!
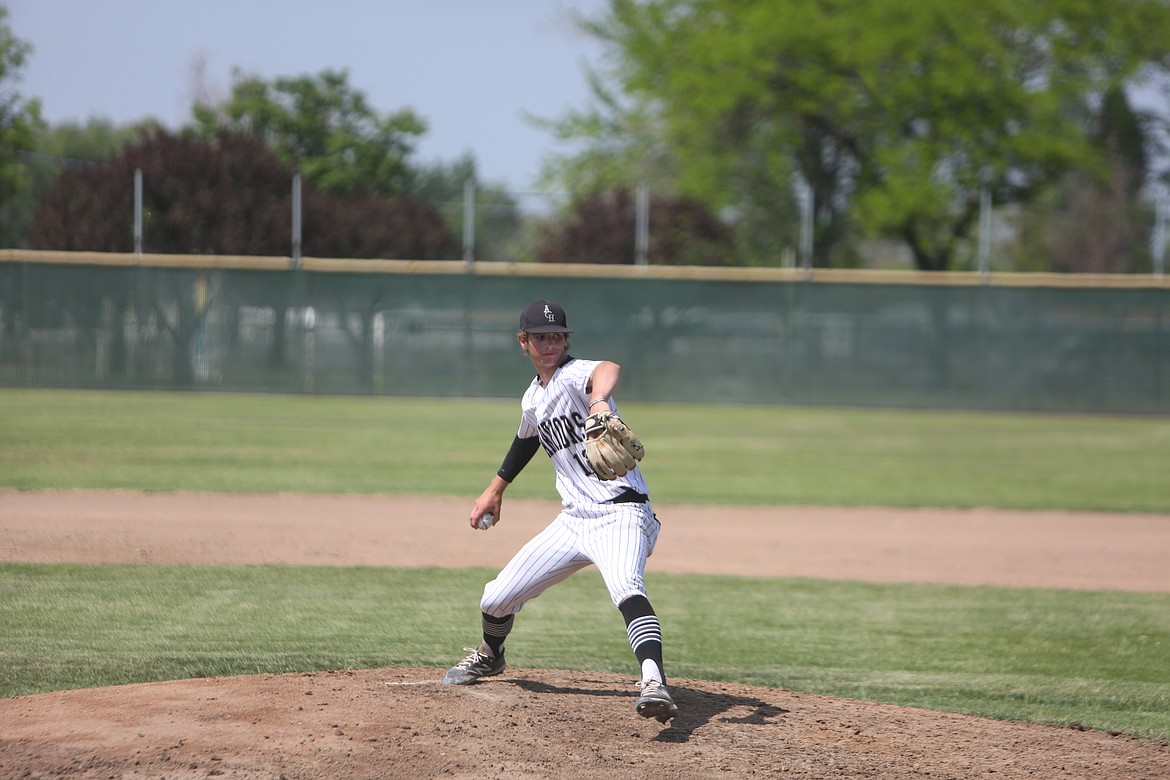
[441,646,506,685]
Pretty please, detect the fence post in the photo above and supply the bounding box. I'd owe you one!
[133,169,143,258]
[635,183,649,266]
[1152,186,1166,279]
[291,174,302,269]
[978,187,992,280]
[463,178,476,268]
[797,176,814,275]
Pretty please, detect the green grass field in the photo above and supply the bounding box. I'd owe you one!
[3,388,1170,510]
[2,388,1169,740]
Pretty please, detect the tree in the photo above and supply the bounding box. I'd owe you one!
[536,185,734,265]
[1010,88,1156,273]
[0,6,45,246]
[31,129,455,258]
[39,117,145,163]
[410,154,522,262]
[191,68,426,198]
[31,131,294,255]
[535,49,804,268]
[28,131,298,383]
[302,190,457,260]
[555,0,1170,270]
[3,116,157,250]
[28,131,457,383]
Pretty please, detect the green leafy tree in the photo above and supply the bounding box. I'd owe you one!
[411,154,522,262]
[536,57,799,267]
[554,0,1170,270]
[535,70,676,198]
[1010,88,1157,273]
[0,6,45,246]
[38,117,145,163]
[9,118,153,249]
[191,68,426,198]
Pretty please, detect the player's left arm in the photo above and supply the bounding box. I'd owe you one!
[583,361,645,478]
[586,361,622,414]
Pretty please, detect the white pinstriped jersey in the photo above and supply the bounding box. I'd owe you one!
[517,357,649,507]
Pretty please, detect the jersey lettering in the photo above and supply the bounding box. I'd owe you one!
[537,412,586,455]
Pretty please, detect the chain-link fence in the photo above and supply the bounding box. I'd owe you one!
[1,250,1168,413]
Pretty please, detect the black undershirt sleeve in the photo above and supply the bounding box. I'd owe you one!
[497,435,541,483]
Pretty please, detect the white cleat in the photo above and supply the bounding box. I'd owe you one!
[636,679,679,723]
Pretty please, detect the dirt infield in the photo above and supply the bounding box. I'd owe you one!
[2,490,1169,779]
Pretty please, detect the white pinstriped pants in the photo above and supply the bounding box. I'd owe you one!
[480,501,660,617]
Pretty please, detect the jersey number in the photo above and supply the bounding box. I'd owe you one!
[571,449,595,477]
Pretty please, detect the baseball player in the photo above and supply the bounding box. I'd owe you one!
[441,299,679,724]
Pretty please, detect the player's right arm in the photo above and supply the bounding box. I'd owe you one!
[468,435,541,530]
[469,475,508,530]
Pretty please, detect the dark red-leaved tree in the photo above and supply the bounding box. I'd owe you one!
[537,186,735,266]
[31,130,293,255]
[31,129,456,258]
[28,130,458,384]
[302,190,456,260]
[299,191,458,387]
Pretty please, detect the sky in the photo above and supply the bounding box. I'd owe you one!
[7,0,610,196]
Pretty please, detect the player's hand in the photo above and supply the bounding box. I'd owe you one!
[469,487,503,530]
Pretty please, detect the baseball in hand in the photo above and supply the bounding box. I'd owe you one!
[477,512,494,530]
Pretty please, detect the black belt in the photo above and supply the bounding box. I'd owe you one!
[608,488,649,504]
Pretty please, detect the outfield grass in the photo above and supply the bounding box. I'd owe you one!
[3,388,1170,511]
[2,388,1169,740]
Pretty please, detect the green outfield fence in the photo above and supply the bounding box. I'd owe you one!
[1,249,1168,413]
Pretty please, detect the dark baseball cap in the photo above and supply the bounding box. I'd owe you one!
[519,299,572,333]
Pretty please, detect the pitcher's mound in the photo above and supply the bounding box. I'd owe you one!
[2,666,1166,779]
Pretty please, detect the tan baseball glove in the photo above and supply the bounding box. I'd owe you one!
[584,411,645,480]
